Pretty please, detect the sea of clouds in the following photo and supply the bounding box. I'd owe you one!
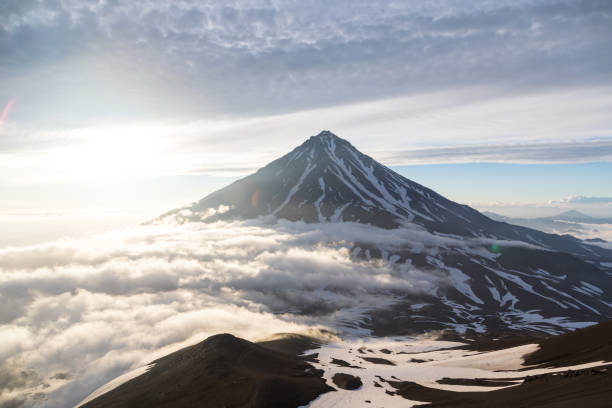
[0,215,542,407]
[0,217,440,407]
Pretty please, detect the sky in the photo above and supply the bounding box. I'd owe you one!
[1,0,612,244]
[1,2,612,406]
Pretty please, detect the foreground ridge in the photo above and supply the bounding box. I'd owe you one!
[81,322,612,408]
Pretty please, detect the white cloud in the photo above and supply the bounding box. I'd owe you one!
[0,219,428,406]
[2,0,611,129]
[552,196,612,205]
[0,216,541,407]
[3,85,612,187]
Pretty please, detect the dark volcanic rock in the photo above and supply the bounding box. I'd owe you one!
[389,364,612,408]
[410,358,429,363]
[330,358,362,369]
[257,333,322,356]
[436,377,518,387]
[523,320,612,368]
[361,356,395,365]
[332,373,362,390]
[81,333,333,408]
[389,322,612,407]
[163,131,612,262]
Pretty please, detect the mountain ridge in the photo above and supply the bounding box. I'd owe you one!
[79,333,333,408]
[483,210,612,242]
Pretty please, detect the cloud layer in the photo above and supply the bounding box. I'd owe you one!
[384,139,612,165]
[558,196,612,205]
[0,210,585,407]
[2,0,611,124]
[0,218,453,407]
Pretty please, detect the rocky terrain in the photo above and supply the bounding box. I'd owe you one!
[80,321,612,407]
[79,334,333,408]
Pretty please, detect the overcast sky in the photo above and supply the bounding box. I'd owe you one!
[1,0,611,235]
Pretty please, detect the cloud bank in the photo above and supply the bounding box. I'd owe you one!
[556,196,612,205]
[0,218,454,407]
[384,138,612,165]
[0,210,572,407]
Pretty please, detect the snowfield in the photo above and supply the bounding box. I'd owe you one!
[301,336,606,407]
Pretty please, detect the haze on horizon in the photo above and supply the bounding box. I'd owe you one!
[1,0,611,243]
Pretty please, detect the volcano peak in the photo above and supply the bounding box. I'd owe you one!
[162,131,612,260]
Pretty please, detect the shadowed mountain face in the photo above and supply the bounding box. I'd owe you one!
[483,210,612,241]
[162,131,612,334]
[542,210,612,224]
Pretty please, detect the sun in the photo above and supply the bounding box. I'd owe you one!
[51,124,172,183]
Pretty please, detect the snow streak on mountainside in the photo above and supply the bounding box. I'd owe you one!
[161,131,612,334]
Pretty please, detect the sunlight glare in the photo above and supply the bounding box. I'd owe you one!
[52,125,172,182]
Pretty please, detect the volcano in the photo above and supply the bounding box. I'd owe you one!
[162,131,612,334]
[167,131,611,261]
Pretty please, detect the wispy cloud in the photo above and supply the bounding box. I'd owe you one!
[1,0,610,198]
[1,0,610,125]
[2,85,612,186]
[384,139,612,165]
[554,196,612,204]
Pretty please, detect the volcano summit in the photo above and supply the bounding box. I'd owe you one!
[168,131,612,260]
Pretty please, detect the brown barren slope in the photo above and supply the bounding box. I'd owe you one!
[523,320,612,367]
[81,333,333,408]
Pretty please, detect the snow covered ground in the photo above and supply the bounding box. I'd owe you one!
[302,336,606,407]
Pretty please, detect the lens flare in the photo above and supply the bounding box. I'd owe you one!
[0,98,15,125]
[251,190,260,207]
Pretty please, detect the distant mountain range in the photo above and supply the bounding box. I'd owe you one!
[541,210,612,224]
[483,210,612,241]
[160,131,612,335]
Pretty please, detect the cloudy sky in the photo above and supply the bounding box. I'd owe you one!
[1,1,612,405]
[1,0,611,243]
